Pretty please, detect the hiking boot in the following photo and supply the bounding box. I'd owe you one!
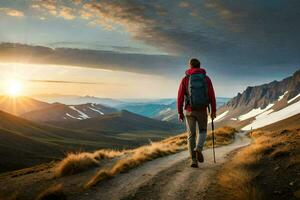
[190,160,198,168]
[195,149,204,163]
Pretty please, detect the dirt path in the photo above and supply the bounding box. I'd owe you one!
[74,132,250,200]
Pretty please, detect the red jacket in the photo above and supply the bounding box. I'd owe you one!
[177,68,216,117]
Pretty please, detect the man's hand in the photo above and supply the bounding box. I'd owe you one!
[178,113,184,123]
[211,112,216,120]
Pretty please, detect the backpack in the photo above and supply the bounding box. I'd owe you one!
[185,73,209,109]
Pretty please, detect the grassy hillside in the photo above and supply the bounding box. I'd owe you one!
[0,110,182,173]
[205,126,300,200]
[0,126,237,200]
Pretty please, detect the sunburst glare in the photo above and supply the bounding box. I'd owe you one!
[5,79,23,97]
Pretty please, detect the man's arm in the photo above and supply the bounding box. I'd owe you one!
[206,76,216,118]
[177,77,186,121]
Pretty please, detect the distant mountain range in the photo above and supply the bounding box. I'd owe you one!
[216,69,300,130]
[154,97,230,123]
[31,94,230,122]
[50,109,181,133]
[33,94,176,107]
[0,107,182,173]
[0,95,185,172]
[33,94,123,107]
[21,103,117,122]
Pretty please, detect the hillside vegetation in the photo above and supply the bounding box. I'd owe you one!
[53,126,237,187]
[205,128,300,200]
[0,109,182,173]
[0,126,237,200]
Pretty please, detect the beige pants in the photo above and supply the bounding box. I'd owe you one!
[185,110,208,161]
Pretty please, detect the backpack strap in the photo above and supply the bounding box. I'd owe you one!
[185,74,191,106]
[185,74,190,96]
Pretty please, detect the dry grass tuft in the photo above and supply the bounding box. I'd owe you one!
[54,126,236,186]
[206,126,237,147]
[215,128,299,200]
[86,126,237,187]
[85,140,186,187]
[36,184,66,200]
[218,167,262,200]
[55,150,124,177]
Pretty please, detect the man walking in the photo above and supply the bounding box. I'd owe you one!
[177,58,216,168]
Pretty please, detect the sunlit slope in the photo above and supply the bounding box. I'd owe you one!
[0,96,50,115]
[0,109,182,172]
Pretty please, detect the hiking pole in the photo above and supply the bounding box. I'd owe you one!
[211,119,216,163]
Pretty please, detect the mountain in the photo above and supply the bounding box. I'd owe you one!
[51,110,182,133]
[117,102,175,118]
[21,103,118,122]
[0,108,182,172]
[216,69,300,129]
[0,96,49,115]
[154,98,230,123]
[0,109,107,172]
[33,94,123,107]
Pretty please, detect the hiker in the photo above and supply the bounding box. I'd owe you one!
[177,58,216,168]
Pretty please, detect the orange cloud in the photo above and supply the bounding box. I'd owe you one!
[31,0,76,20]
[59,6,75,20]
[0,7,24,17]
[31,0,57,16]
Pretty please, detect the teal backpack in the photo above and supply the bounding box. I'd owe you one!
[185,73,209,109]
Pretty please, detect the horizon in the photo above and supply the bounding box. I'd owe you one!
[0,67,298,99]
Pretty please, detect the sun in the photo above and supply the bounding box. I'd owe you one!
[5,79,23,97]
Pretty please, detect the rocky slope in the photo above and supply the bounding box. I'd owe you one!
[216,69,300,129]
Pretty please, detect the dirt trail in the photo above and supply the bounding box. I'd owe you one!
[74,132,250,200]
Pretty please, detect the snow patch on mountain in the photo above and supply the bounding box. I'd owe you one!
[214,110,229,122]
[89,107,104,115]
[69,106,90,119]
[278,91,288,101]
[159,108,171,115]
[238,103,274,121]
[242,100,300,130]
[288,93,300,104]
[162,113,176,121]
[66,113,81,120]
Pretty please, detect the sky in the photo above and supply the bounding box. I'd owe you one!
[0,0,299,98]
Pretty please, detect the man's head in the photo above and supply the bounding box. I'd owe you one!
[189,58,201,68]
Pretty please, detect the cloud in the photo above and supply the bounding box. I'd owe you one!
[47,41,160,54]
[3,1,300,78]
[28,79,103,85]
[72,0,300,74]
[31,0,75,20]
[31,0,57,15]
[0,43,186,76]
[59,6,75,20]
[0,7,24,17]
